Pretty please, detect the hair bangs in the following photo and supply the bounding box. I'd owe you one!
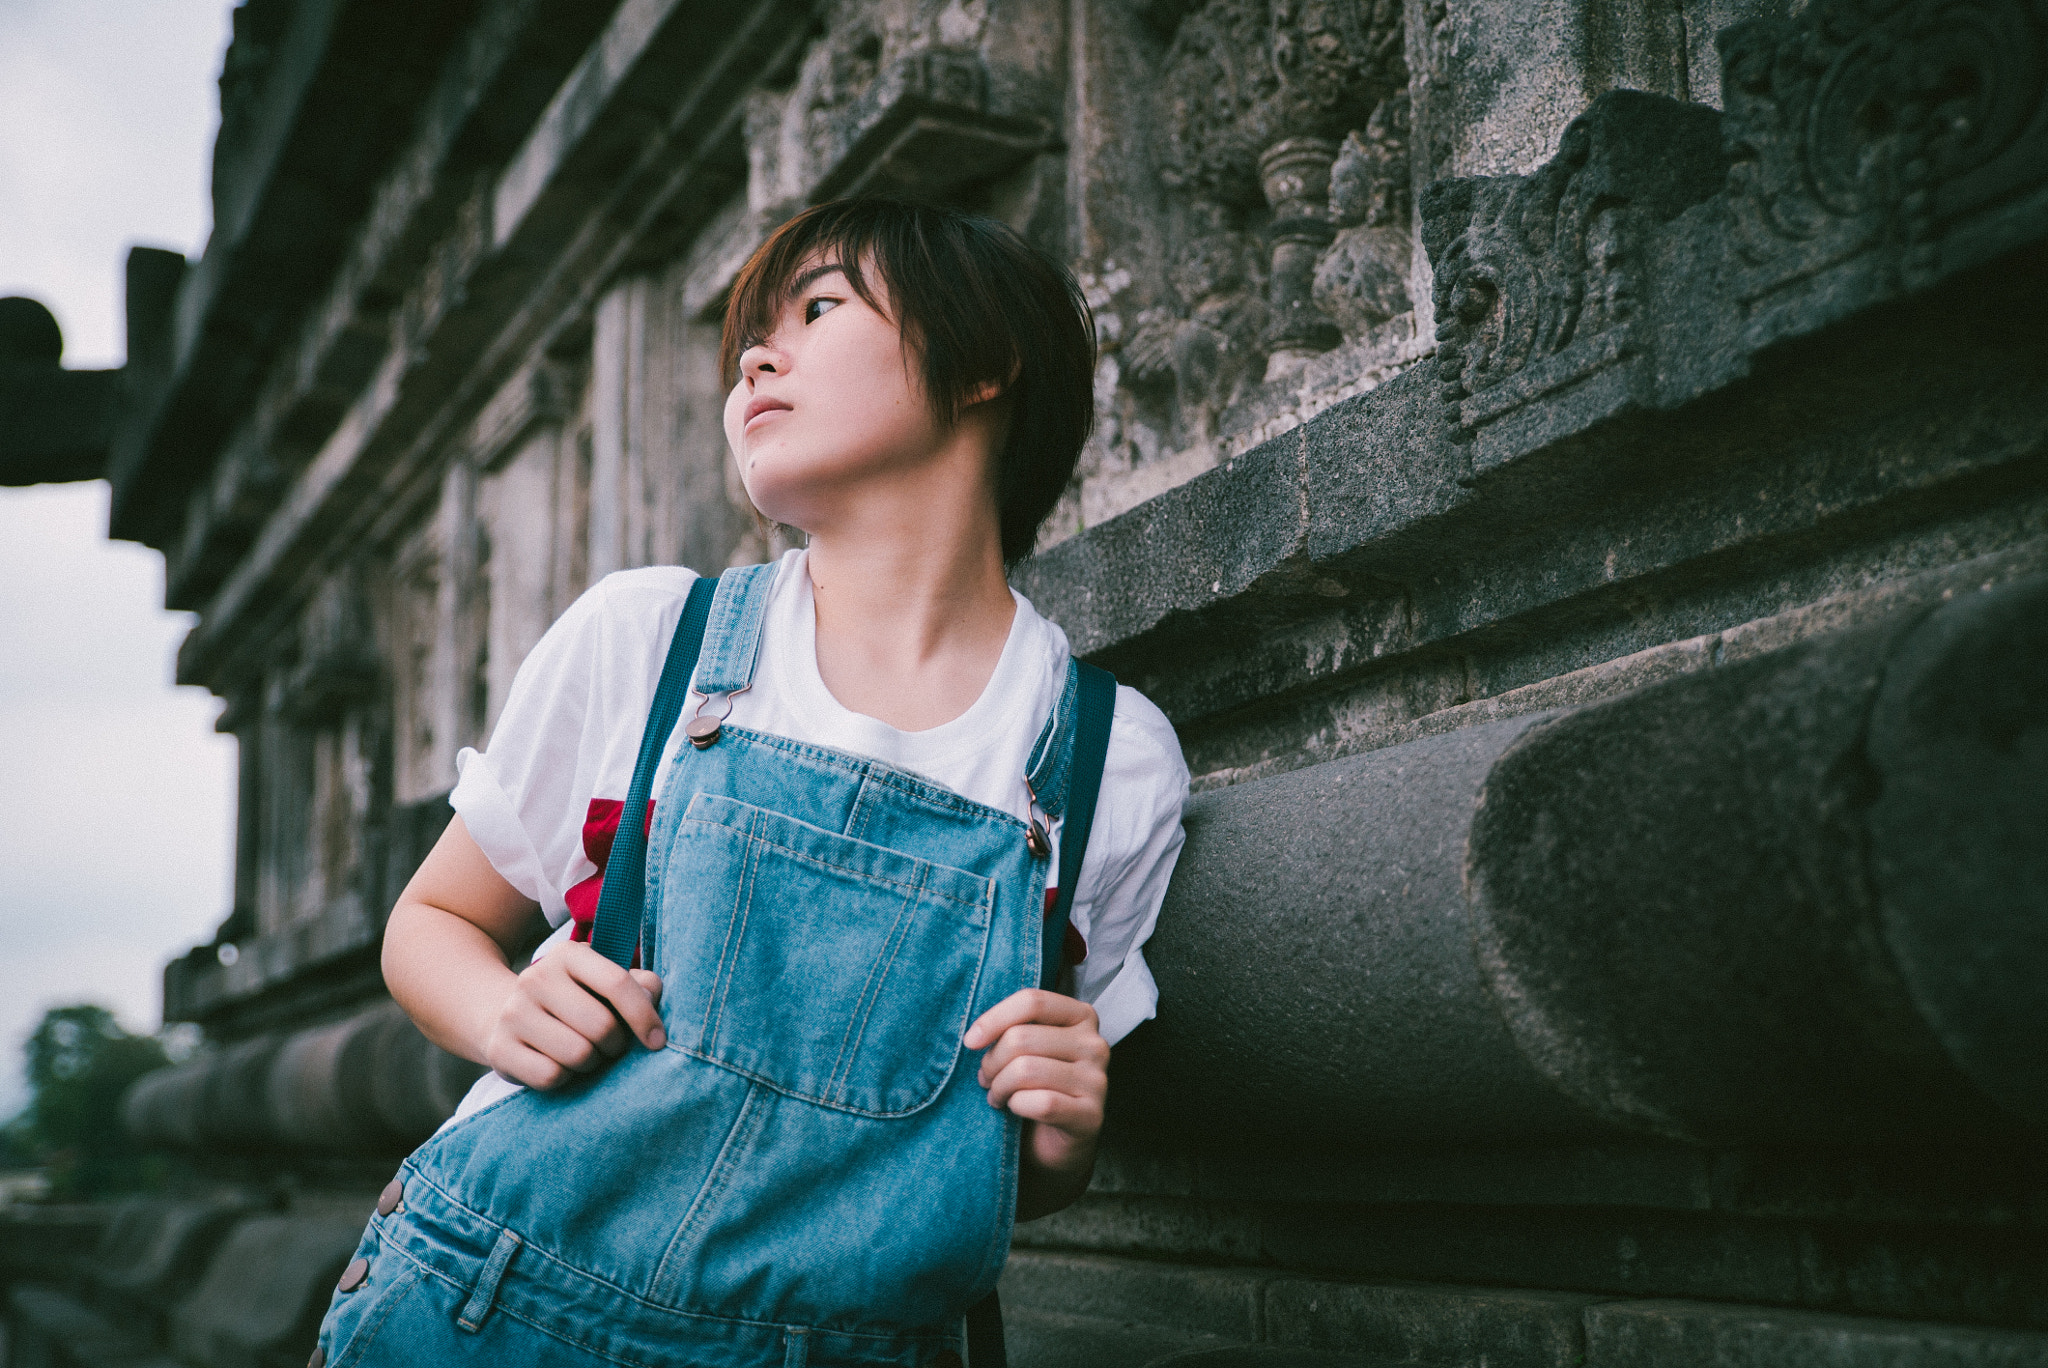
[720,208,891,387]
[723,199,1096,564]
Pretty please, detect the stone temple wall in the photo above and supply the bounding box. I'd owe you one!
[2,0,2045,1364]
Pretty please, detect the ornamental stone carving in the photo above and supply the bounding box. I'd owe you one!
[746,8,1053,214]
[1423,90,1724,437]
[1153,0,1405,381]
[1312,95,1413,341]
[1720,0,2048,301]
[1124,226,1271,448]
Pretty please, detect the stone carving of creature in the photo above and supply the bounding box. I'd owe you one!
[1125,231,1270,449]
[1312,95,1413,341]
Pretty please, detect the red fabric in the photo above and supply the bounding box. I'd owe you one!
[1043,886,1087,967]
[566,798,656,943]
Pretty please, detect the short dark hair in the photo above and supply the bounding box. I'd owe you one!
[723,199,1096,564]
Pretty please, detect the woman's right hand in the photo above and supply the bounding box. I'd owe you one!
[483,941,667,1090]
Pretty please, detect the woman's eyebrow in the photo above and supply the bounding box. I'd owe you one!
[786,262,848,297]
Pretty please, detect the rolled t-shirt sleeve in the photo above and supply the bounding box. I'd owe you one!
[1065,685,1190,1047]
[451,568,698,925]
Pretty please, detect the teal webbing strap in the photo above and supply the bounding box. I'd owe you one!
[590,575,719,969]
[1042,661,1117,991]
[965,1287,1006,1367]
[980,663,1112,1364]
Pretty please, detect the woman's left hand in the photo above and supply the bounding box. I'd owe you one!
[964,989,1110,1205]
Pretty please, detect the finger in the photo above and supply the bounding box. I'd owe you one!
[628,968,664,1006]
[513,1005,607,1074]
[974,1023,1109,1086]
[984,1054,1104,1115]
[559,945,668,1049]
[495,1042,567,1092]
[963,989,1094,1051]
[1004,1087,1104,1134]
[525,970,633,1058]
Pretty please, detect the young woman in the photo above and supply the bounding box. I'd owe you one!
[315,199,1188,1367]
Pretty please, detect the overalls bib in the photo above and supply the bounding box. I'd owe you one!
[314,565,1111,1368]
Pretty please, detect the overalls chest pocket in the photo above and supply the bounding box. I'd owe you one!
[657,791,996,1117]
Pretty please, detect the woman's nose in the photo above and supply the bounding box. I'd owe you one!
[741,339,784,377]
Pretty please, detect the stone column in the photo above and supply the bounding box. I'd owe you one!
[1258,136,1343,373]
[1113,576,2048,1149]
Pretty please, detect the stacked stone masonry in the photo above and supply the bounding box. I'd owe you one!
[1,0,2044,1364]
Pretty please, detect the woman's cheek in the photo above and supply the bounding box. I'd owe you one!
[722,382,748,461]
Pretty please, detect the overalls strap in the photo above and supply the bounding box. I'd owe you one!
[692,561,779,695]
[973,661,1115,1368]
[589,574,720,968]
[1041,660,1118,991]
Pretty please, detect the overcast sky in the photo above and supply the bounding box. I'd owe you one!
[0,0,237,1120]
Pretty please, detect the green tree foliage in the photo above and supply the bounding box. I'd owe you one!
[21,1005,169,1197]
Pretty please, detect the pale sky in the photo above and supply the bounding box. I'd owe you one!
[0,0,238,1119]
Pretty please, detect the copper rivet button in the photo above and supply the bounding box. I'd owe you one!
[376,1178,403,1217]
[1025,819,1050,859]
[337,1257,370,1293]
[685,716,722,748]
[308,1349,327,1368]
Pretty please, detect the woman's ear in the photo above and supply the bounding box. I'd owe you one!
[965,358,1023,408]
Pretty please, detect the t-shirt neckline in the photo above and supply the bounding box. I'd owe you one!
[769,549,1051,772]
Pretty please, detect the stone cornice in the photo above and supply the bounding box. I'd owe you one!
[173,0,822,697]
[108,0,483,547]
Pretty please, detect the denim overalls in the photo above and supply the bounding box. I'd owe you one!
[315,566,1098,1367]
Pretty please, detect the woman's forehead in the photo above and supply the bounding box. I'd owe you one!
[780,246,894,319]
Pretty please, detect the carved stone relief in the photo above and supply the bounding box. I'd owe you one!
[1152,0,1405,377]
[1076,0,1417,529]
[1313,96,1414,340]
[1125,223,1270,450]
[1423,89,1725,439]
[746,1,1055,216]
[1720,0,2048,302]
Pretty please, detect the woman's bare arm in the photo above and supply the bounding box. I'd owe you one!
[383,816,666,1089]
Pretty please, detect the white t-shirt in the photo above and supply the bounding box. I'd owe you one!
[446,550,1188,1122]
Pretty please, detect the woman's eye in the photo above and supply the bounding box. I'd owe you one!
[804,296,840,323]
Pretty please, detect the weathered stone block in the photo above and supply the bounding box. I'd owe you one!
[167,1213,365,1368]
[1001,1251,1264,1341]
[1468,575,2048,1143]
[1584,1299,2048,1367]
[1144,1350,1385,1368]
[86,1198,250,1327]
[1007,1307,1236,1368]
[5,1283,182,1368]
[1111,712,1601,1148]
[1263,1279,1597,1367]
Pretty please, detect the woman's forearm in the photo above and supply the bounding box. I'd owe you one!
[382,897,523,1065]
[1016,1131,1097,1221]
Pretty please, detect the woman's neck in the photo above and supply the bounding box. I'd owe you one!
[803,477,1018,734]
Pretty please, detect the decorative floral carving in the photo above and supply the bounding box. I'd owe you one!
[749,12,1049,210]
[1720,0,2048,295]
[1155,0,1401,203]
[1424,90,1724,430]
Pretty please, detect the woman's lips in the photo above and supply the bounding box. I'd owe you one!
[743,397,791,432]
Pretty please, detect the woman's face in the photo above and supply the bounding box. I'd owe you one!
[723,257,946,530]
